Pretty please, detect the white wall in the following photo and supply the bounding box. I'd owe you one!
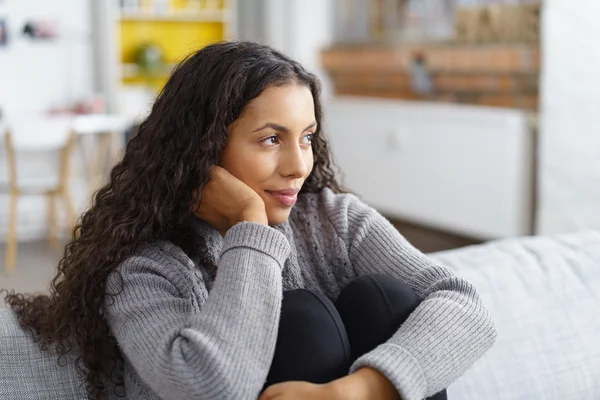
[0,0,93,242]
[0,0,92,114]
[537,0,600,234]
[285,0,334,101]
[256,0,334,101]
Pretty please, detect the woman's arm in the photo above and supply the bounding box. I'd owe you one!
[105,222,289,400]
[323,190,498,400]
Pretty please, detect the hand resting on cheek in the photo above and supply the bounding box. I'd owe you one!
[193,166,268,234]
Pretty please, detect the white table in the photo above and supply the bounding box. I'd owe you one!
[70,114,132,192]
[1,113,133,196]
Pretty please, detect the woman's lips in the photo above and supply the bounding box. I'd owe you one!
[266,189,299,207]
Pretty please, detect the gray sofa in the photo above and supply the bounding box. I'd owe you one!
[3,231,600,399]
[0,309,88,399]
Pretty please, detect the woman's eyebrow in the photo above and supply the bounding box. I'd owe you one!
[252,122,317,133]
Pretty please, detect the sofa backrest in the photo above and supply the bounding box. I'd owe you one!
[0,308,88,399]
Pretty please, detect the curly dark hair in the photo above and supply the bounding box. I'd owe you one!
[3,41,343,399]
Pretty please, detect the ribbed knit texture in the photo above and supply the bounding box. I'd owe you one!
[105,188,497,400]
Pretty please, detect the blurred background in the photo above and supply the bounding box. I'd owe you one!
[0,0,595,279]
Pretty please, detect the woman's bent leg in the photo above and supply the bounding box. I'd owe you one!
[335,274,448,400]
[335,274,420,360]
[264,289,351,387]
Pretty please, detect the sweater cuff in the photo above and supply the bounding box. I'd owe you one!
[221,222,290,269]
[350,343,427,400]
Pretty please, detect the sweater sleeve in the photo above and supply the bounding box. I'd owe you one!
[323,190,497,400]
[104,222,289,400]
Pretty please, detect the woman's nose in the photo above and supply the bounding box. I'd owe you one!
[280,144,309,179]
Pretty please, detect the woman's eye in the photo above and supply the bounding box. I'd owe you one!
[302,134,314,145]
[262,136,279,145]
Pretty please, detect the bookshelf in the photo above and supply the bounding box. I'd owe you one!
[117,0,236,90]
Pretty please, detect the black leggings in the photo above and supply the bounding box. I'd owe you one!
[265,274,448,400]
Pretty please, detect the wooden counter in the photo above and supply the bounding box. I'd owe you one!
[321,43,540,109]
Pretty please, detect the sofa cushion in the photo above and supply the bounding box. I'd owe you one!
[0,308,87,399]
[431,231,600,400]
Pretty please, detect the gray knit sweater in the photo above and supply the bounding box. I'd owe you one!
[105,188,497,400]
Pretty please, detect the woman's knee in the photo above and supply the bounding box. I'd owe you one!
[266,289,351,386]
[337,274,420,317]
[278,289,351,356]
[335,274,421,360]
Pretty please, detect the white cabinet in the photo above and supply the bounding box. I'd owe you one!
[324,97,535,239]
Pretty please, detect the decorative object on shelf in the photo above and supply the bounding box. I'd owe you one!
[0,18,7,46]
[454,3,541,44]
[134,43,165,77]
[22,20,60,40]
[47,95,108,116]
[410,52,434,96]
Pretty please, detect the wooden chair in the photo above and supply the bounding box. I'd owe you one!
[4,117,77,273]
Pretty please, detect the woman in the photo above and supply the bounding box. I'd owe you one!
[4,41,497,400]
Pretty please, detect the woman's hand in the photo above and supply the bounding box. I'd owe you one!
[327,367,401,400]
[259,369,401,400]
[259,382,338,400]
[193,166,267,232]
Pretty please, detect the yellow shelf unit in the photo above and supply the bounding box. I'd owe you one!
[118,0,235,89]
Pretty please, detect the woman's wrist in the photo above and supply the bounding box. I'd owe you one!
[327,367,401,400]
[238,203,268,225]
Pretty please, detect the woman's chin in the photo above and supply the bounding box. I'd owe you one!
[266,208,292,226]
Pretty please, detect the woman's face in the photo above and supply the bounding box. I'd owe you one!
[220,83,316,225]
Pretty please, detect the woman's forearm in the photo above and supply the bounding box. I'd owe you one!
[328,367,401,400]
